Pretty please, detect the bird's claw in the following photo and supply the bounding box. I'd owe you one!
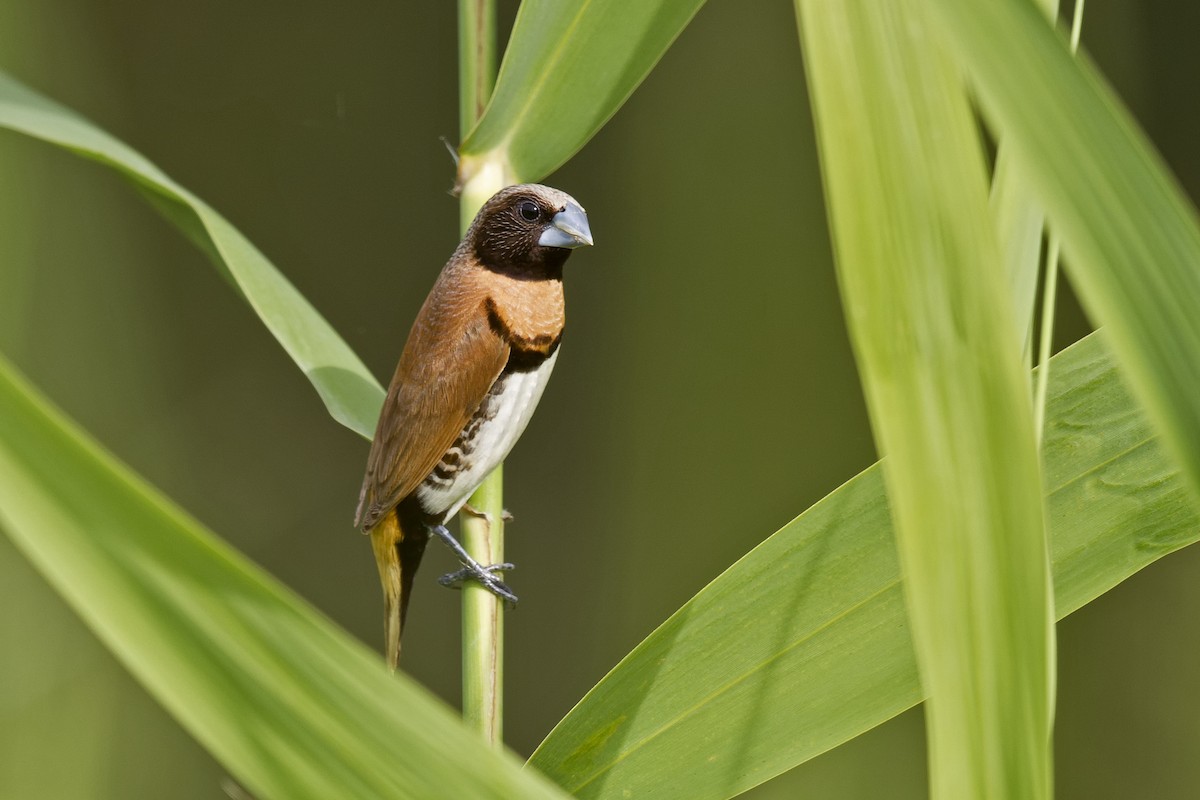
[438,562,518,606]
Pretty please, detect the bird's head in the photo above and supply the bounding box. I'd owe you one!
[468,184,593,278]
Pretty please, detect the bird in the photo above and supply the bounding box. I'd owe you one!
[355,183,593,669]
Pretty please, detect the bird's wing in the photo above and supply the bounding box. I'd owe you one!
[355,279,509,530]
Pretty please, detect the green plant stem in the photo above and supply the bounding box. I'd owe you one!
[1033,235,1060,439]
[460,466,506,746]
[459,169,508,745]
[1069,0,1085,51]
[458,0,506,747]
[459,0,496,143]
[1033,1,1084,441]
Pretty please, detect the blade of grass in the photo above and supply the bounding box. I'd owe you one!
[457,0,707,185]
[920,0,1200,502]
[797,2,1052,797]
[1034,236,1061,438]
[988,0,1057,362]
[0,71,384,440]
[0,350,570,800]
[1034,0,1086,444]
[531,329,1196,800]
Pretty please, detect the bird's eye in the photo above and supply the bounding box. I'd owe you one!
[518,201,540,222]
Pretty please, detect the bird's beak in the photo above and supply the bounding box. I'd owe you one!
[539,203,594,249]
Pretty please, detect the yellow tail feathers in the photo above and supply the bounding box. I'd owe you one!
[369,508,430,671]
[370,510,405,671]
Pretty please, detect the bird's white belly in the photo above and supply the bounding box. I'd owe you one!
[416,349,558,519]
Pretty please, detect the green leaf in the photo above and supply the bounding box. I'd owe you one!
[0,352,569,800]
[457,0,707,184]
[0,71,384,440]
[796,2,1052,797]
[920,0,1200,501]
[990,148,1047,361]
[988,0,1058,360]
[531,329,1196,799]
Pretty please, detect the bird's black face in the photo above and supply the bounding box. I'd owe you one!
[470,185,593,279]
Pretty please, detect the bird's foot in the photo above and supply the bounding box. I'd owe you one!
[461,503,515,524]
[437,562,518,605]
[428,524,519,606]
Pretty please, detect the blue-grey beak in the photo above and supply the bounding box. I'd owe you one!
[538,203,593,249]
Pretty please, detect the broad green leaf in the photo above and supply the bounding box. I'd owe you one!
[0,71,384,440]
[531,329,1197,800]
[457,0,706,184]
[0,352,569,800]
[797,2,1052,798]
[920,0,1200,501]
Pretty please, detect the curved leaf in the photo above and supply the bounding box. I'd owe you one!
[0,71,384,439]
[0,352,567,800]
[921,0,1200,501]
[988,0,1057,359]
[529,331,1199,800]
[458,0,706,184]
[798,2,1052,797]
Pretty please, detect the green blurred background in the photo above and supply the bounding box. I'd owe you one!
[1,1,1197,797]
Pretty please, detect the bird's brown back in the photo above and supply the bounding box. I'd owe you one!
[355,253,565,530]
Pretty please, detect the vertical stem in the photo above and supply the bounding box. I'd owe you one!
[458,0,504,747]
[1033,235,1060,440]
[460,469,505,745]
[459,0,496,143]
[1033,0,1084,443]
[1068,0,1085,52]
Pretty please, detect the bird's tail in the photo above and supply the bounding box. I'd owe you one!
[369,507,429,671]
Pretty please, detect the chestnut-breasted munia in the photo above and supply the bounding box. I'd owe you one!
[355,184,592,668]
